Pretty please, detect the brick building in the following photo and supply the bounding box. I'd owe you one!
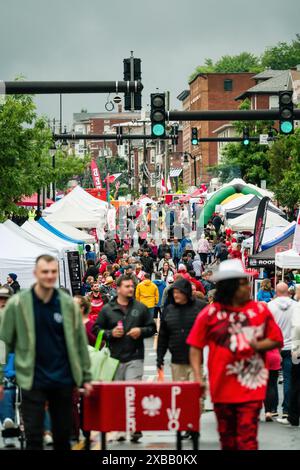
[177,72,255,185]
[73,110,184,197]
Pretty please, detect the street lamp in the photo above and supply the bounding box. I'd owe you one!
[61,126,69,151]
[49,142,57,201]
[184,152,197,187]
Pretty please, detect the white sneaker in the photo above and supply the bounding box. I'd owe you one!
[44,433,53,446]
[3,418,14,429]
[277,418,290,425]
[3,438,16,448]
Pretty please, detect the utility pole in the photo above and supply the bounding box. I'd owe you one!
[143,121,147,195]
[128,127,132,193]
[164,91,170,189]
[130,51,135,112]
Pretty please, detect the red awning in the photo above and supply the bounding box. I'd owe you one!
[17,194,54,207]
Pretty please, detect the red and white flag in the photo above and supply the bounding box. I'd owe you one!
[161,175,167,193]
[167,175,172,192]
[103,173,122,184]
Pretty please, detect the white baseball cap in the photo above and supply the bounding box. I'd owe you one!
[211,259,253,282]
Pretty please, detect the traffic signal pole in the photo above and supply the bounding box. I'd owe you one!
[167,109,300,121]
[1,81,143,94]
[53,133,268,143]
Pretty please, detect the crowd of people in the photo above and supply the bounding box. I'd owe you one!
[0,204,299,451]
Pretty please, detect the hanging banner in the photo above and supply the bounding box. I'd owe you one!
[252,197,270,255]
[292,209,300,254]
[107,206,116,231]
[90,159,102,189]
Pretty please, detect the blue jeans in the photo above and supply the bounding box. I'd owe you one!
[148,307,155,319]
[281,350,292,414]
[0,388,15,422]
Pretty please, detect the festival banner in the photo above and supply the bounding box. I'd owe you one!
[292,209,300,254]
[90,159,102,189]
[252,197,270,255]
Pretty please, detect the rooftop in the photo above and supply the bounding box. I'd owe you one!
[236,70,292,100]
[252,69,285,80]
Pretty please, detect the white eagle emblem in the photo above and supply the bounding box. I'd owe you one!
[141,395,162,417]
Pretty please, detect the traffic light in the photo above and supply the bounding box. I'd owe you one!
[191,127,198,146]
[116,125,123,145]
[242,127,250,146]
[123,57,142,111]
[171,124,179,146]
[150,93,166,138]
[279,91,294,134]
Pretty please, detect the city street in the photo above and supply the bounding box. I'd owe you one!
[85,338,300,451]
[1,0,300,458]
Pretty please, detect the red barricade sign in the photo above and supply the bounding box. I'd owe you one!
[83,382,202,433]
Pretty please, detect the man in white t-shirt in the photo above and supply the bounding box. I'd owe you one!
[268,282,296,423]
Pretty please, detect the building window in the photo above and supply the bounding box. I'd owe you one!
[269,95,279,109]
[131,158,134,170]
[150,148,155,164]
[150,173,156,187]
[224,79,233,91]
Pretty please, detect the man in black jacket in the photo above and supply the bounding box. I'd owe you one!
[157,277,206,440]
[157,278,206,380]
[157,239,171,260]
[140,250,154,276]
[93,274,156,443]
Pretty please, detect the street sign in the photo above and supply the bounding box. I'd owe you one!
[259,134,269,145]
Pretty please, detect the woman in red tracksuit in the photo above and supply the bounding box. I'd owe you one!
[188,259,283,450]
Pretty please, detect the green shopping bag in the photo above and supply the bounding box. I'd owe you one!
[88,330,119,382]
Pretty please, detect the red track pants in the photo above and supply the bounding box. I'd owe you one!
[214,400,262,450]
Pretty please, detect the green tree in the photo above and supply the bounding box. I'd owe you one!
[0,93,89,220]
[268,129,300,214]
[261,34,300,70]
[214,52,261,73]
[210,99,274,185]
[189,52,262,81]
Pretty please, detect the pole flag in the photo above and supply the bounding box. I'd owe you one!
[90,159,102,189]
[292,209,300,254]
[103,173,122,184]
[161,174,167,193]
[167,175,172,192]
[252,196,270,255]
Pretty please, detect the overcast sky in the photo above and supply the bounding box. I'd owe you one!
[0,0,299,128]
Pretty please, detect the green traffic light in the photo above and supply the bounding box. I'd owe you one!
[192,139,198,145]
[280,121,293,134]
[152,123,165,136]
[243,139,250,146]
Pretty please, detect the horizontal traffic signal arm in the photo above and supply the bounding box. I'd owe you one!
[1,81,143,94]
[53,133,267,142]
[168,109,300,121]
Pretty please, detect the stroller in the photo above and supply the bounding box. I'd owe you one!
[1,354,26,449]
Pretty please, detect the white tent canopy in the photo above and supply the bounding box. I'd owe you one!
[275,249,300,269]
[22,221,78,254]
[45,199,104,229]
[242,223,296,250]
[0,223,59,289]
[43,186,107,216]
[138,196,155,206]
[221,194,254,213]
[4,220,59,252]
[227,210,289,232]
[48,221,96,244]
